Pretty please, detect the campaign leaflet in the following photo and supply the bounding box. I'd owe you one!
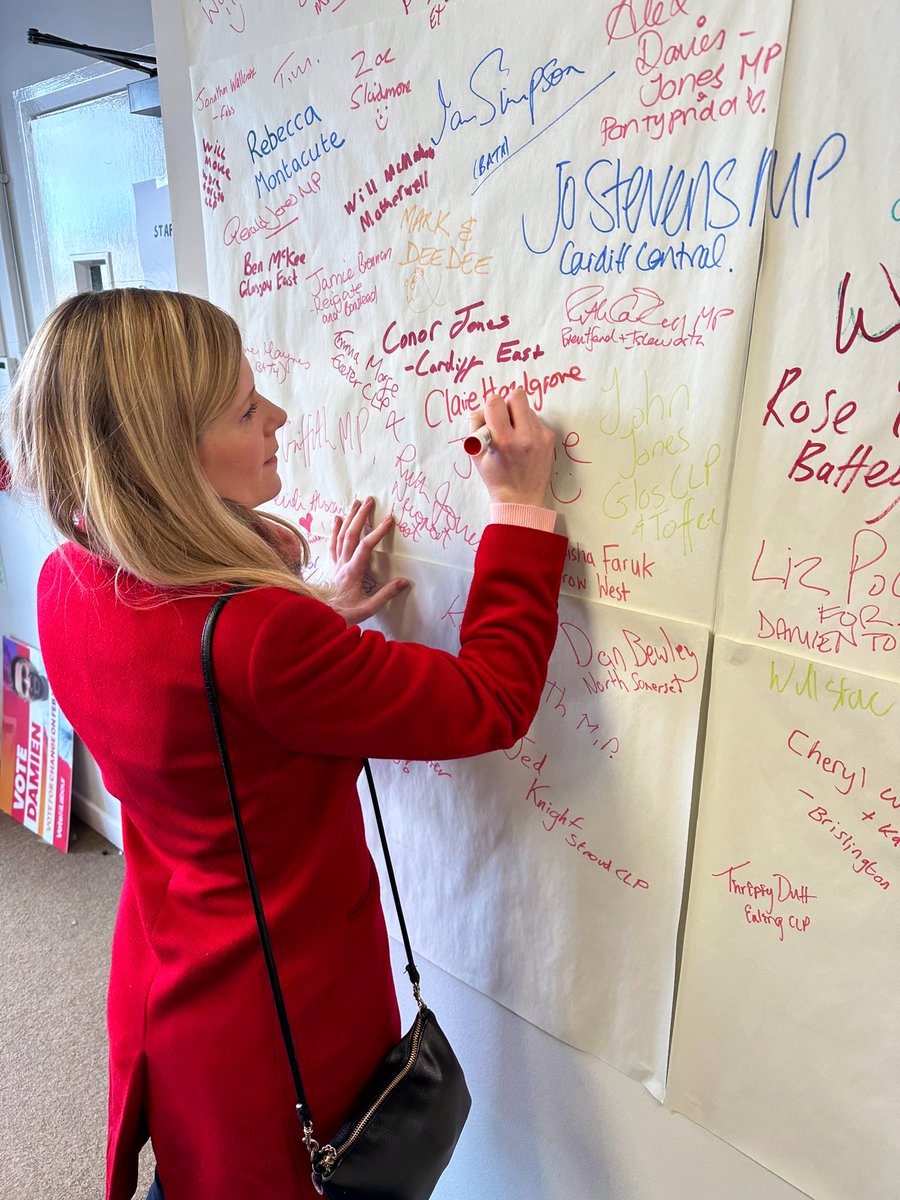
[0,637,73,852]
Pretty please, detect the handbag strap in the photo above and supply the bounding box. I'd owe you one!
[200,589,423,1134]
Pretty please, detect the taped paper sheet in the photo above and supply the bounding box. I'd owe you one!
[667,637,900,1199]
[188,0,795,626]
[717,0,900,680]
[367,549,709,1098]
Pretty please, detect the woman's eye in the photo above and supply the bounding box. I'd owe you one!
[241,401,259,422]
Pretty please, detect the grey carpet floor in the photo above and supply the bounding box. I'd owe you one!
[0,813,156,1199]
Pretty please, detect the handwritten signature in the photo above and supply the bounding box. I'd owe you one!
[431,47,585,147]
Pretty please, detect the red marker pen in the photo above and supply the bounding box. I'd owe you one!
[463,428,492,456]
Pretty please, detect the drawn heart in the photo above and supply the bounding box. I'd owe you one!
[298,512,313,534]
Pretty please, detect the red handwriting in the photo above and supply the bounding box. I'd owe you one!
[835,263,900,355]
[713,860,817,914]
[326,328,401,415]
[390,444,479,551]
[600,7,782,146]
[244,339,310,385]
[559,621,699,697]
[391,759,452,779]
[421,364,583,428]
[344,145,435,232]
[299,0,351,15]
[222,175,321,246]
[349,47,408,132]
[566,284,732,332]
[751,527,900,611]
[787,728,865,797]
[636,27,727,111]
[788,442,900,525]
[274,52,314,89]
[763,366,858,434]
[802,792,891,891]
[195,83,227,111]
[201,138,231,212]
[560,543,596,594]
[757,606,898,657]
[605,0,689,44]
[521,766,645,886]
[597,543,656,603]
[428,0,452,29]
[634,21,726,80]
[238,243,304,299]
[285,407,337,468]
[381,300,509,354]
[198,0,246,34]
[382,299,511,385]
[550,430,591,507]
[563,285,732,350]
[306,265,378,327]
[762,365,900,526]
[711,860,816,941]
[351,46,396,79]
[504,733,550,775]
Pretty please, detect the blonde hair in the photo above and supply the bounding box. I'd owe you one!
[5,288,324,600]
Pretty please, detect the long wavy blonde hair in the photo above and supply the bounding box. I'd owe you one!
[5,288,323,599]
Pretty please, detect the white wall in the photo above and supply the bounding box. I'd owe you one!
[398,940,809,1200]
[146,1,812,1197]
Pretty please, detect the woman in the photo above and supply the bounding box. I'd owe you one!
[7,288,566,1200]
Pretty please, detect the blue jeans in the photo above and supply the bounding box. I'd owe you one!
[146,1170,165,1200]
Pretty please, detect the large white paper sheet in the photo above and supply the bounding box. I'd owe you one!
[188,0,799,625]
[667,637,900,1199]
[717,0,900,680]
[365,549,709,1098]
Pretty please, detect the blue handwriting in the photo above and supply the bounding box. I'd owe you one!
[431,47,585,148]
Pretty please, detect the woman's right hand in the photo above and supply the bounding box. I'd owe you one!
[469,388,556,508]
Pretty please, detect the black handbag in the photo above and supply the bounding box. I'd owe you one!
[201,591,471,1199]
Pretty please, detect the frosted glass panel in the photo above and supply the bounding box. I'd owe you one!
[29,91,167,304]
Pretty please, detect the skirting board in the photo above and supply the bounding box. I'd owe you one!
[72,787,123,852]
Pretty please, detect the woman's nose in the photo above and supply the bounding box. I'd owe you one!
[266,400,288,430]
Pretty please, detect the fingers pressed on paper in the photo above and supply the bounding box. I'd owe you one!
[361,514,394,552]
[347,497,370,533]
[505,387,531,426]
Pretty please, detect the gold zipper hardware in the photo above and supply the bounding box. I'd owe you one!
[321,1009,427,1178]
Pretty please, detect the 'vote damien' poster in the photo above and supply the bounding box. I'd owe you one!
[1,637,74,852]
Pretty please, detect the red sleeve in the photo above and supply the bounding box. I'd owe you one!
[243,524,567,761]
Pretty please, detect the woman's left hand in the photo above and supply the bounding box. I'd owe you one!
[330,497,410,625]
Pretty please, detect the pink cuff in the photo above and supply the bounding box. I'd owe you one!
[489,503,558,533]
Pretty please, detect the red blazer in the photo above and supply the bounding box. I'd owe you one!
[37,524,566,1200]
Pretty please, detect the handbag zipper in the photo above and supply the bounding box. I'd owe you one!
[317,1008,427,1177]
